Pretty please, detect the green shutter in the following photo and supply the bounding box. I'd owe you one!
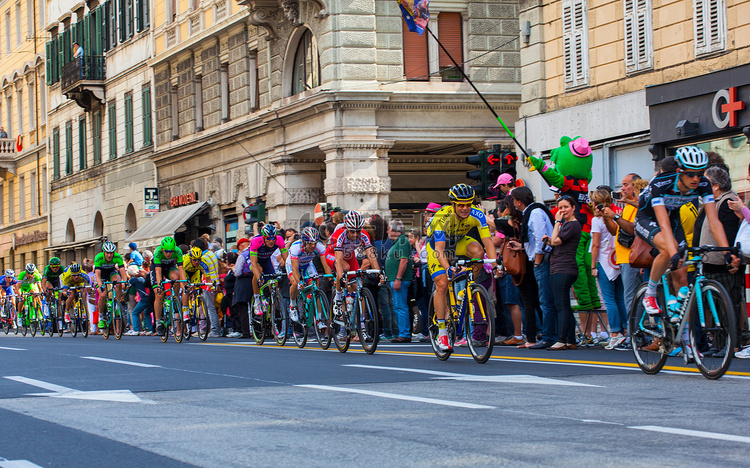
[65,123,73,175]
[94,7,103,55]
[142,86,152,147]
[108,102,117,159]
[135,0,142,32]
[125,94,133,153]
[79,118,87,170]
[119,0,125,42]
[93,110,102,164]
[53,129,60,180]
[83,16,91,57]
[45,41,52,85]
[102,1,109,51]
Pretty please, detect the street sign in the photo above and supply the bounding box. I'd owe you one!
[144,187,159,217]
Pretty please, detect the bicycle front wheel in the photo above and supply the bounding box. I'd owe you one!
[196,297,210,342]
[628,283,669,375]
[312,291,331,350]
[113,300,125,340]
[356,288,379,355]
[428,288,452,361]
[291,297,307,348]
[251,298,266,345]
[465,283,495,364]
[30,305,38,337]
[690,279,736,380]
[171,296,183,343]
[272,292,288,346]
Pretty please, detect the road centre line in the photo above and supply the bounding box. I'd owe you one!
[296,384,495,409]
[629,425,750,444]
[81,356,162,368]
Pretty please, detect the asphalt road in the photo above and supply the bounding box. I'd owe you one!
[1,333,749,467]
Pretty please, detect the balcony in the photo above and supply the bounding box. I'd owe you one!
[61,56,106,111]
[0,138,17,175]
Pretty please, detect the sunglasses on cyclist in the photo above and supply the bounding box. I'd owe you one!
[682,171,704,178]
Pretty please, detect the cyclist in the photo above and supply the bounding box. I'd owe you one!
[325,211,382,321]
[152,236,186,337]
[41,257,66,324]
[182,245,220,337]
[60,262,91,323]
[0,269,17,326]
[15,263,44,324]
[635,147,738,337]
[426,184,497,352]
[287,226,332,322]
[245,225,288,316]
[94,241,128,330]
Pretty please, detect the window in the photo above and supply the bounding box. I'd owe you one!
[108,0,118,48]
[108,101,116,158]
[402,20,428,80]
[194,76,203,130]
[291,29,320,95]
[41,166,47,213]
[624,0,653,73]
[6,96,12,136]
[438,13,464,82]
[170,85,178,139]
[93,109,102,164]
[167,0,176,24]
[46,38,59,84]
[37,0,44,31]
[16,89,22,134]
[15,2,20,47]
[52,127,60,179]
[18,175,24,219]
[127,0,134,38]
[125,92,133,153]
[30,170,36,216]
[0,182,3,224]
[5,11,10,55]
[79,117,87,169]
[8,178,13,223]
[119,0,126,42]
[220,64,229,122]
[40,80,45,122]
[65,122,73,174]
[136,0,149,32]
[562,0,589,89]
[142,85,153,145]
[694,0,726,56]
[249,51,258,111]
[27,83,35,129]
[26,0,32,39]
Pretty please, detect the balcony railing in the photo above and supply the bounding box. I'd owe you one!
[0,138,16,155]
[61,56,106,90]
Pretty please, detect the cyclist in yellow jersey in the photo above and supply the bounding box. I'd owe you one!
[60,263,91,322]
[427,183,497,351]
[182,246,207,322]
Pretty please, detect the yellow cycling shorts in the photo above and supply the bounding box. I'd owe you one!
[426,236,479,279]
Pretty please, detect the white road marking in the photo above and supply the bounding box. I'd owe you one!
[81,356,161,368]
[0,458,45,468]
[4,376,145,403]
[297,384,495,409]
[629,425,750,443]
[344,364,600,387]
[0,346,26,351]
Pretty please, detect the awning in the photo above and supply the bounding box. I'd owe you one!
[45,236,106,252]
[126,202,208,249]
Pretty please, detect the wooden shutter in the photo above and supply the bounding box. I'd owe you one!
[53,128,60,179]
[438,13,462,69]
[142,86,152,146]
[136,0,142,32]
[624,0,652,73]
[45,41,52,84]
[125,93,133,153]
[694,0,726,55]
[562,0,588,88]
[402,19,428,81]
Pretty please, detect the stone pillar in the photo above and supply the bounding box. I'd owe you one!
[265,155,325,229]
[321,140,393,217]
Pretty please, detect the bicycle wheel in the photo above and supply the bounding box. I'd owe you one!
[356,288,379,355]
[251,296,266,345]
[69,304,78,338]
[1,307,8,334]
[291,297,307,348]
[112,300,124,340]
[183,299,194,342]
[30,305,38,337]
[272,292,287,346]
[690,279,736,380]
[20,306,28,336]
[57,299,65,337]
[196,297,210,342]
[313,291,332,350]
[628,283,669,375]
[465,283,495,364]
[428,289,451,360]
[79,301,90,338]
[12,304,18,335]
[171,296,183,343]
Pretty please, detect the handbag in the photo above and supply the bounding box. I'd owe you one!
[617,229,635,248]
[501,238,527,279]
[628,236,655,268]
[735,220,750,259]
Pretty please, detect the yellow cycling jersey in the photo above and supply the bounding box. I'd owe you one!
[61,269,91,287]
[427,205,490,247]
[182,253,202,283]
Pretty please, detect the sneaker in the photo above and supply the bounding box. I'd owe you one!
[605,335,627,350]
[253,301,263,316]
[418,333,431,343]
[642,295,662,316]
[502,336,525,346]
[64,313,71,323]
[336,329,347,341]
[316,321,327,331]
[437,334,452,352]
[455,337,469,347]
[289,306,299,323]
[592,336,608,346]
[97,319,107,329]
[471,339,488,348]
[614,341,632,351]
[734,346,750,359]
[156,323,166,337]
[228,331,243,338]
[124,329,139,336]
[207,331,222,338]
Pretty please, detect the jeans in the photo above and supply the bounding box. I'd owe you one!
[619,263,642,312]
[534,260,557,343]
[597,264,628,333]
[131,297,152,332]
[517,260,543,342]
[552,272,577,344]
[390,281,411,338]
[416,265,432,336]
[203,289,220,334]
[378,284,397,337]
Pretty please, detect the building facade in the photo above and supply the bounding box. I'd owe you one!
[131,0,522,248]
[0,0,49,273]
[515,0,750,200]
[45,0,157,262]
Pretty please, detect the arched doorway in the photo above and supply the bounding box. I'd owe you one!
[93,211,104,238]
[65,219,75,242]
[125,204,137,234]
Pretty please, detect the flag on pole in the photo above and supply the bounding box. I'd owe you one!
[397,0,429,35]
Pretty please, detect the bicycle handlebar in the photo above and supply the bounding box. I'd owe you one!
[345,269,382,277]
[681,244,741,257]
[453,258,496,266]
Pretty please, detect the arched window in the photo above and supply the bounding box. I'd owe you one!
[65,219,75,243]
[93,212,104,238]
[291,29,320,95]
[125,204,137,234]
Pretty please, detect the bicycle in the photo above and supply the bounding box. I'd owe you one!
[19,292,44,337]
[158,279,188,343]
[45,289,65,337]
[291,273,334,349]
[428,258,496,364]
[0,295,16,335]
[251,273,287,346]
[629,245,738,380]
[100,280,129,340]
[66,285,90,338]
[183,281,214,342]
[331,269,381,355]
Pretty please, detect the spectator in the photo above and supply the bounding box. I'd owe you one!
[128,242,144,266]
[492,210,525,347]
[232,237,253,338]
[408,228,430,341]
[331,207,345,226]
[544,195,582,350]
[386,220,413,342]
[0,127,7,139]
[508,186,556,349]
[125,264,153,336]
[73,42,83,59]
[223,251,241,338]
[370,216,397,341]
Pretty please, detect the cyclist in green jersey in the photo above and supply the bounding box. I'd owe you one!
[152,236,186,337]
[94,241,128,329]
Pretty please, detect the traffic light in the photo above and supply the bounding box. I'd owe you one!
[501,151,518,180]
[485,152,502,199]
[243,199,266,224]
[466,150,487,198]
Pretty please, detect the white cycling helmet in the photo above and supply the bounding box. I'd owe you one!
[25,263,36,274]
[102,241,117,253]
[344,211,365,231]
[5,269,14,278]
[675,146,708,171]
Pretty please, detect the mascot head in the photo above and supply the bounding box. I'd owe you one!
[550,136,593,182]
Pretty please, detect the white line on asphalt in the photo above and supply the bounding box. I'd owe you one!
[4,376,146,403]
[4,376,73,393]
[0,346,25,351]
[81,357,162,368]
[629,425,750,444]
[296,384,495,409]
[0,458,45,467]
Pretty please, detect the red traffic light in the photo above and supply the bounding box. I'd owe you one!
[487,153,501,165]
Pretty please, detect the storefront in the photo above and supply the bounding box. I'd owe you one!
[125,195,211,251]
[646,63,750,198]
[0,222,49,272]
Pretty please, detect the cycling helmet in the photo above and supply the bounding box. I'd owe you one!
[301,226,319,243]
[49,257,61,266]
[69,263,81,274]
[261,224,278,239]
[448,183,475,203]
[102,241,117,253]
[344,211,365,231]
[5,269,14,278]
[25,263,36,274]
[189,246,203,260]
[161,236,176,251]
[675,146,708,171]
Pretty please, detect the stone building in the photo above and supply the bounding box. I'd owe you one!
[45,0,157,261]
[0,0,49,272]
[516,0,750,200]
[132,0,522,247]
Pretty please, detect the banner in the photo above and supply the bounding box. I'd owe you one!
[397,0,429,35]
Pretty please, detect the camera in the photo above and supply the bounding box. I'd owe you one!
[596,203,604,212]
[611,191,622,200]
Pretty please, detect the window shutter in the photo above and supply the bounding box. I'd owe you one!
[125,94,133,153]
[437,13,462,69]
[694,0,706,49]
[694,0,725,55]
[119,0,126,42]
[136,0,142,32]
[402,19,428,81]
[53,128,60,179]
[142,86,152,146]
[102,1,110,51]
[562,0,588,88]
[562,1,573,84]
[45,41,52,85]
[127,0,134,38]
[624,0,635,68]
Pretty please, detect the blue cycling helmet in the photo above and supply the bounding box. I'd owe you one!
[261,224,279,239]
[675,146,708,171]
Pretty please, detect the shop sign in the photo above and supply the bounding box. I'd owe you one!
[712,87,746,129]
[13,230,48,247]
[144,187,160,217]
[170,191,199,208]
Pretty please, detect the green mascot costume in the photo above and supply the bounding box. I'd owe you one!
[526,136,601,310]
